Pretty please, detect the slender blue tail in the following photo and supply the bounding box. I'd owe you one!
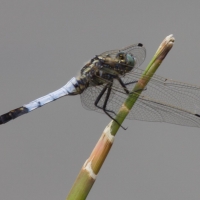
[0,77,81,125]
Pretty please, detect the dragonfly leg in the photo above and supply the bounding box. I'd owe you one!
[94,84,116,116]
[94,83,127,130]
[124,80,138,86]
[117,77,130,94]
[102,84,127,130]
[118,78,146,94]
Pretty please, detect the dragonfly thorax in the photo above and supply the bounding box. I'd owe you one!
[81,60,100,77]
[97,53,135,75]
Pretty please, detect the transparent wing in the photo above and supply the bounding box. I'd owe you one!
[99,43,146,68]
[81,68,200,127]
[124,68,200,114]
[81,84,116,111]
[119,43,146,67]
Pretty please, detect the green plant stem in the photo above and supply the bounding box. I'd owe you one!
[66,35,175,200]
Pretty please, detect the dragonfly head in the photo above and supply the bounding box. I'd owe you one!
[116,52,135,67]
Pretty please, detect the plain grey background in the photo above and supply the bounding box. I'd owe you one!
[0,1,200,199]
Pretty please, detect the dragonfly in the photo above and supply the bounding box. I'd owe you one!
[1,43,200,129]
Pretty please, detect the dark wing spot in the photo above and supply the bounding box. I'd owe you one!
[138,43,143,47]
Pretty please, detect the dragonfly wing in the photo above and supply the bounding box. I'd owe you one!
[99,44,146,68]
[98,85,200,127]
[81,80,131,118]
[80,84,116,112]
[83,72,200,127]
[119,43,146,67]
[125,68,200,115]
[127,96,200,127]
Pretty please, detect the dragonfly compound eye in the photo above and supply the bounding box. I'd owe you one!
[125,53,135,67]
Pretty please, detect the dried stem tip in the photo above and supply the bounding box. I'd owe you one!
[155,34,175,58]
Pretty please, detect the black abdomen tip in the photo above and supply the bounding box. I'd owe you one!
[0,107,28,125]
